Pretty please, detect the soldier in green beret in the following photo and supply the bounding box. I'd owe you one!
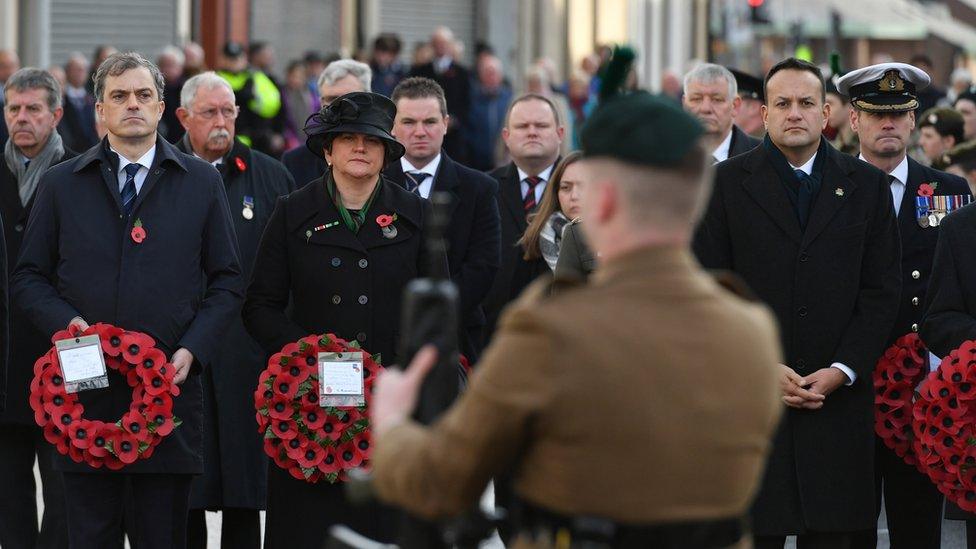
[919,107,965,167]
[367,47,784,549]
[942,140,976,196]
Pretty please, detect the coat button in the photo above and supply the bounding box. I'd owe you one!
[912,297,919,306]
[797,306,808,317]
[356,332,367,342]
[799,253,809,262]
[14,224,23,232]
[358,295,368,305]
[331,295,341,304]
[912,323,919,332]
[796,359,806,368]
[358,259,368,268]
[912,270,920,280]
[331,257,341,267]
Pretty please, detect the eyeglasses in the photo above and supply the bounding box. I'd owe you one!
[193,106,239,120]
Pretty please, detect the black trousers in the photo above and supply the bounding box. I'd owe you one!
[755,531,852,549]
[61,472,192,549]
[187,508,260,549]
[0,422,68,549]
[850,438,943,549]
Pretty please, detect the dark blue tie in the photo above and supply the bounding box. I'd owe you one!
[794,168,815,229]
[121,163,141,217]
[404,171,429,195]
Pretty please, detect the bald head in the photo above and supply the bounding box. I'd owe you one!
[431,27,455,58]
[0,50,21,84]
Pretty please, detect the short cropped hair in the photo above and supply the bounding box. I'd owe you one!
[764,57,826,103]
[93,52,165,102]
[317,59,371,93]
[180,71,234,110]
[4,67,62,111]
[391,77,447,116]
[683,63,737,100]
[504,93,561,127]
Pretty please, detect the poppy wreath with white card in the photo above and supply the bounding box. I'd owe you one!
[254,333,383,483]
[873,333,928,466]
[28,323,183,469]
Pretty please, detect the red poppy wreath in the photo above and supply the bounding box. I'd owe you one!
[29,323,182,469]
[873,333,929,466]
[913,340,976,511]
[254,334,382,484]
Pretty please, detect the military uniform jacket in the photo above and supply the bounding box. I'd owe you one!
[922,203,976,356]
[372,247,783,526]
[0,148,75,423]
[889,158,970,345]
[384,152,501,360]
[11,137,244,474]
[242,175,447,367]
[693,142,902,534]
[175,137,295,508]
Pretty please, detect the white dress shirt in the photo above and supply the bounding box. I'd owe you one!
[859,154,908,216]
[712,129,734,163]
[111,145,156,195]
[516,164,555,204]
[400,154,442,199]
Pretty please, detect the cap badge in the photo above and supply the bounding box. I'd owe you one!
[880,70,905,92]
[929,114,938,124]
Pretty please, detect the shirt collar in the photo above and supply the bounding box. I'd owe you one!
[858,153,909,185]
[712,129,734,162]
[401,153,441,178]
[111,144,156,173]
[517,163,555,183]
[790,151,818,175]
[194,152,223,168]
[65,86,87,100]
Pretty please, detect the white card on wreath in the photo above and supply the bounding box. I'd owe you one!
[318,352,364,396]
[56,334,109,393]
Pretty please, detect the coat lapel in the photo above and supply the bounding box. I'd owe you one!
[499,163,527,231]
[430,153,461,220]
[130,139,188,218]
[290,177,366,253]
[739,148,803,244]
[802,146,857,247]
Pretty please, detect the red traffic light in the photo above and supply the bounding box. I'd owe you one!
[748,0,764,7]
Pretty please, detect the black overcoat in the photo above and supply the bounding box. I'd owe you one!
[281,144,328,189]
[242,175,447,545]
[11,136,244,474]
[922,202,976,355]
[384,152,501,361]
[482,162,549,342]
[58,94,99,153]
[0,149,74,423]
[729,124,761,159]
[693,141,902,534]
[176,137,295,509]
[889,159,970,345]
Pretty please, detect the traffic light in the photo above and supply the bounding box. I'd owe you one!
[750,0,770,24]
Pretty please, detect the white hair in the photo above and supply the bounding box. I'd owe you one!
[180,71,234,110]
[952,67,973,85]
[683,63,737,100]
[158,45,185,66]
[317,59,371,93]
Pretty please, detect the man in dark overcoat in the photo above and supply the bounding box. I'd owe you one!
[11,52,242,549]
[837,62,972,549]
[385,76,500,362]
[693,57,902,548]
[0,67,72,549]
[174,71,295,549]
[682,62,760,163]
[483,94,564,343]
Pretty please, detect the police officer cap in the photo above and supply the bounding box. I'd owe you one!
[919,107,965,143]
[223,42,245,58]
[581,46,703,167]
[304,91,406,163]
[729,68,764,102]
[836,62,930,113]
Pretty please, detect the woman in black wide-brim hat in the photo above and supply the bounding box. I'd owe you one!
[243,92,447,547]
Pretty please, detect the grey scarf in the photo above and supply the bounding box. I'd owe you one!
[540,211,570,271]
[4,130,65,206]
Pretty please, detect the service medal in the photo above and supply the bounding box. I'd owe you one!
[928,213,940,227]
[242,207,254,220]
[918,215,930,228]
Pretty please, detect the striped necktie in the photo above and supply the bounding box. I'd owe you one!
[523,176,542,212]
[121,163,141,217]
[404,171,429,195]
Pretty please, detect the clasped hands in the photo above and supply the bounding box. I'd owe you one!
[780,364,848,410]
[69,317,194,384]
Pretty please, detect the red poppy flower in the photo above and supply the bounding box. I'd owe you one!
[282,342,301,357]
[375,214,394,228]
[878,384,912,409]
[268,395,294,421]
[131,226,146,243]
[83,453,105,469]
[43,422,66,445]
[33,353,54,377]
[255,385,275,410]
[919,183,935,197]
[301,408,327,430]
[302,389,320,408]
[318,447,341,475]
[96,326,126,356]
[103,455,125,471]
[67,419,95,449]
[235,156,247,172]
[52,404,82,431]
[256,411,270,432]
[282,358,312,385]
[111,430,140,464]
[120,332,155,365]
[318,418,343,443]
[272,372,299,399]
[40,367,67,397]
[876,415,903,440]
[121,411,151,443]
[284,433,311,461]
[271,418,298,440]
[353,432,371,460]
[336,441,363,468]
[264,437,282,457]
[67,444,84,463]
[272,446,291,469]
[297,442,326,468]
[141,367,171,397]
[147,407,176,436]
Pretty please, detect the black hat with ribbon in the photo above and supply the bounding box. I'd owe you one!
[304,91,406,163]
